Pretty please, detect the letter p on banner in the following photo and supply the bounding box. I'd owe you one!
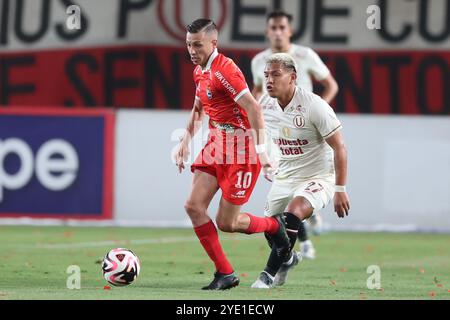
[366,265,381,289]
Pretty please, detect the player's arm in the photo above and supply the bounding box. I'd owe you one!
[175,98,204,173]
[318,74,339,104]
[251,84,263,101]
[236,92,273,179]
[250,57,264,101]
[325,131,350,217]
[307,48,339,103]
[182,97,204,144]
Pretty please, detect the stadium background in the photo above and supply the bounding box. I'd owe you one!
[0,0,449,232]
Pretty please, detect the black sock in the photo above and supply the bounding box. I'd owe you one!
[298,220,308,242]
[264,246,281,277]
[264,232,273,249]
[264,212,300,277]
[285,212,301,251]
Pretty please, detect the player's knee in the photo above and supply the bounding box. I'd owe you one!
[184,201,204,218]
[287,197,314,220]
[216,219,236,233]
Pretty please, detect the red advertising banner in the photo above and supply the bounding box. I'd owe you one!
[0,46,449,115]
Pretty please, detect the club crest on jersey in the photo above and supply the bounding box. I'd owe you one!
[293,115,305,128]
[206,86,213,99]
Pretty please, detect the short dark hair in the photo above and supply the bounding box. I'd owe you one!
[186,19,217,33]
[266,10,293,23]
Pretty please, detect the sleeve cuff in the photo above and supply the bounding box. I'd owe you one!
[323,125,342,139]
[234,88,250,102]
[314,69,330,81]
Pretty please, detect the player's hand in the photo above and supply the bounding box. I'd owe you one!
[258,152,274,182]
[174,140,190,173]
[334,192,350,218]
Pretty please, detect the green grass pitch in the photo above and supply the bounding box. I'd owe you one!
[1,226,449,300]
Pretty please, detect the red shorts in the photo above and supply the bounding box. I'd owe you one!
[190,139,262,205]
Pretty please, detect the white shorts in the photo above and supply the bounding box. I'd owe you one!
[264,175,335,217]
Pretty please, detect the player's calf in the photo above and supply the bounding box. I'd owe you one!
[256,212,300,288]
[266,214,290,259]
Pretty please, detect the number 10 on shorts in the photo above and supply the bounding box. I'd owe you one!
[235,171,252,189]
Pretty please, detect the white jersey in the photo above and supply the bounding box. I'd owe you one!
[251,44,330,94]
[260,86,341,180]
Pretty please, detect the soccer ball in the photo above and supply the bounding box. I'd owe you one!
[102,248,140,286]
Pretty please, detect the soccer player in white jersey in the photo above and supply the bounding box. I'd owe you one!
[251,10,340,258]
[251,53,350,288]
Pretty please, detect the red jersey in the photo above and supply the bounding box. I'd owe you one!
[193,49,251,132]
[190,50,261,205]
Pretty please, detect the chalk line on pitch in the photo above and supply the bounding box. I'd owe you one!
[30,234,253,249]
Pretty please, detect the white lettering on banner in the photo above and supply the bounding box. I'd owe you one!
[0,138,79,202]
[0,139,34,202]
[36,140,79,191]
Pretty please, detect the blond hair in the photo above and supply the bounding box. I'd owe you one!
[266,53,297,73]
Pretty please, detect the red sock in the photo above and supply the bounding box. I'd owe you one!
[194,220,234,275]
[244,213,279,235]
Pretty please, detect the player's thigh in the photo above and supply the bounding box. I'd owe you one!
[291,178,334,218]
[215,162,260,228]
[264,181,293,217]
[185,170,219,210]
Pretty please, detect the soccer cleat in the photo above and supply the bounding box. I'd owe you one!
[273,252,301,286]
[251,271,274,289]
[308,213,323,236]
[269,214,291,260]
[201,272,240,290]
[299,240,316,260]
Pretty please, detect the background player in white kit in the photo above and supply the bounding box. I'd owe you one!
[251,10,340,259]
[251,53,350,288]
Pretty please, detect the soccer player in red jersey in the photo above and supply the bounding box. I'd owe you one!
[174,19,290,290]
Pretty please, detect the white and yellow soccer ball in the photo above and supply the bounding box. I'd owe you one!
[102,248,140,286]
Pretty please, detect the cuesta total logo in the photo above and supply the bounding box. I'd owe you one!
[157,0,228,42]
[0,138,78,202]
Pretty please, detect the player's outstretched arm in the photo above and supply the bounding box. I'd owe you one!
[175,98,204,173]
[236,92,273,180]
[325,131,350,217]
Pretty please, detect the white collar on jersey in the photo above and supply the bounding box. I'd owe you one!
[202,49,219,72]
[276,86,299,112]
